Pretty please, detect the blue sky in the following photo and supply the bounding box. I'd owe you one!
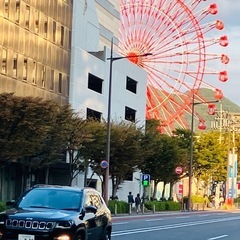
[212,0,240,105]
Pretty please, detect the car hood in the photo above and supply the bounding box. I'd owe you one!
[1,208,78,220]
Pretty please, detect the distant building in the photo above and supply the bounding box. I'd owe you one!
[0,0,72,104]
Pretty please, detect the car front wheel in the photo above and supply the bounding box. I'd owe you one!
[75,233,85,240]
[101,227,111,240]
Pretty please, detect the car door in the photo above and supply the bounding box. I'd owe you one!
[90,192,104,237]
[83,192,99,240]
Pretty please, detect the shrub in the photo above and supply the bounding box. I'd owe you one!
[108,200,129,214]
[145,201,181,211]
[191,195,204,203]
[165,201,181,210]
[183,195,205,204]
[0,202,6,212]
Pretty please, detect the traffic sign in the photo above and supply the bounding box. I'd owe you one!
[141,174,150,187]
[100,160,108,169]
[175,166,182,175]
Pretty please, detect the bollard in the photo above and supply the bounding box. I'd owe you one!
[184,203,187,211]
[114,204,117,216]
[141,204,145,214]
[153,204,155,214]
[129,204,132,215]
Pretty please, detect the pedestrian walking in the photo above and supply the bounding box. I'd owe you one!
[127,192,134,210]
[135,193,141,213]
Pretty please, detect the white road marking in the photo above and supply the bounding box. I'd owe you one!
[112,216,240,237]
[146,218,163,222]
[114,222,129,225]
[208,235,228,240]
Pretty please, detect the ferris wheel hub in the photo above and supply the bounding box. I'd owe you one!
[127,52,139,64]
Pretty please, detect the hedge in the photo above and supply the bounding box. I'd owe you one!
[144,201,181,211]
[0,202,6,212]
[108,200,129,214]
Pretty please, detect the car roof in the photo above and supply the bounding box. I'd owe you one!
[32,184,98,194]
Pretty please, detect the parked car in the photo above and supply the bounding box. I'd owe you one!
[0,185,112,240]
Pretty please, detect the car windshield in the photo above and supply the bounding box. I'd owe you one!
[18,188,83,211]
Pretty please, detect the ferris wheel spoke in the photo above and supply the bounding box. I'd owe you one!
[119,0,228,134]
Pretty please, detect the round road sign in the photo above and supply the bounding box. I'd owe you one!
[175,166,182,175]
[100,160,108,169]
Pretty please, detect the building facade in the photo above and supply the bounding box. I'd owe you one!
[0,0,73,105]
[0,0,166,202]
[0,0,73,201]
[69,0,149,201]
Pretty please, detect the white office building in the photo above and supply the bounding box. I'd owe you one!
[69,0,150,200]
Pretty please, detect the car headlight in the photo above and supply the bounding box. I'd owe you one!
[54,234,70,240]
[55,221,74,229]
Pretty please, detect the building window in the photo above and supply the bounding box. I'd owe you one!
[60,26,64,46]
[4,0,9,18]
[66,76,70,96]
[86,108,102,121]
[68,30,71,50]
[50,69,54,90]
[88,73,103,94]
[126,76,137,94]
[44,16,48,38]
[32,61,36,84]
[125,106,136,122]
[2,49,7,74]
[41,65,46,88]
[15,0,20,23]
[35,10,39,33]
[23,58,27,81]
[58,73,62,93]
[13,54,18,77]
[53,21,56,42]
[25,5,30,28]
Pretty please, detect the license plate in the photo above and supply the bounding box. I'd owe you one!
[18,234,35,240]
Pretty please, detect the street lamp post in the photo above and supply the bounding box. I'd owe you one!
[188,92,219,211]
[104,39,152,204]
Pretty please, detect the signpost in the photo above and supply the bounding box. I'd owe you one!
[141,174,150,187]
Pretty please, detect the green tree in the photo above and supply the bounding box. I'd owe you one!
[80,120,144,199]
[141,120,183,200]
[193,131,227,194]
[172,128,192,177]
[0,93,90,190]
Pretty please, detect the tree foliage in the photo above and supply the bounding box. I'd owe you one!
[141,120,185,199]
[0,93,90,188]
[193,131,227,182]
[80,120,144,198]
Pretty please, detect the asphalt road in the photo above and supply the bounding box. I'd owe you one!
[112,210,240,240]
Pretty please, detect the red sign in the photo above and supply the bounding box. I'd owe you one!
[178,183,183,194]
[175,166,182,175]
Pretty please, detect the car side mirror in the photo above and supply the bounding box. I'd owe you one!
[79,208,85,220]
[85,205,97,214]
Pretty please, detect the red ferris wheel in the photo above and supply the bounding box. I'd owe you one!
[118,0,229,135]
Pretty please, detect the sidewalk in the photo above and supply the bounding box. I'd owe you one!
[112,207,239,218]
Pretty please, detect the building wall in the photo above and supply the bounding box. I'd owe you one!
[0,0,73,105]
[70,0,147,125]
[70,0,148,200]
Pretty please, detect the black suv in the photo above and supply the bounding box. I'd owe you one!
[0,185,112,240]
